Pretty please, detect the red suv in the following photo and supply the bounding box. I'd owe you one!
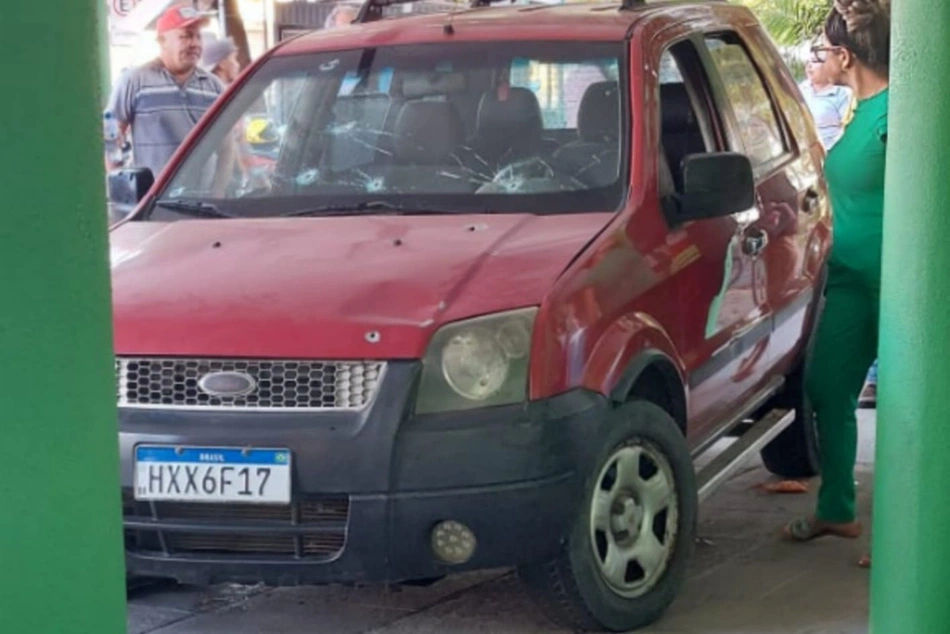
[110,0,830,630]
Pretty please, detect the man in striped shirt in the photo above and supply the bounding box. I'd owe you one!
[106,4,231,185]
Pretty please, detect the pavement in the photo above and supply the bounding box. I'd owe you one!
[128,412,876,634]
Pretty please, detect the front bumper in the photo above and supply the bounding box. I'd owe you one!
[120,362,607,585]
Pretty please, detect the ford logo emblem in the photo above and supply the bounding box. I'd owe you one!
[198,371,257,398]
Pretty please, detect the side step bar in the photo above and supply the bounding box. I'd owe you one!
[690,376,785,459]
[695,408,796,503]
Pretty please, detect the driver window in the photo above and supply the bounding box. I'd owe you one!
[657,43,720,196]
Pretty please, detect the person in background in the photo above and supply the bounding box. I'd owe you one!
[200,34,253,193]
[832,69,879,410]
[105,3,233,189]
[324,3,360,28]
[201,35,240,85]
[800,54,853,150]
[782,0,890,571]
[801,40,878,408]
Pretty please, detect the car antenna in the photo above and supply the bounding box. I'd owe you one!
[443,3,458,35]
[354,0,384,24]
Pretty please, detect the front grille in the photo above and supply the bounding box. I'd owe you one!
[139,499,350,523]
[115,357,385,410]
[123,493,349,560]
[166,532,346,557]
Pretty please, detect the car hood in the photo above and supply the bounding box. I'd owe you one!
[110,213,612,359]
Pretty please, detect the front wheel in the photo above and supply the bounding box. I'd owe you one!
[519,401,697,632]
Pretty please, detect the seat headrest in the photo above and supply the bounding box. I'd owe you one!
[578,81,620,142]
[393,100,464,165]
[659,83,697,133]
[475,87,544,144]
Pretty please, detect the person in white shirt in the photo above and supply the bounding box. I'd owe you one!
[799,58,853,150]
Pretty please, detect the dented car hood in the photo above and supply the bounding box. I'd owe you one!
[110,213,612,359]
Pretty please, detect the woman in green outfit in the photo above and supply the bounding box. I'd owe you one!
[782,0,890,568]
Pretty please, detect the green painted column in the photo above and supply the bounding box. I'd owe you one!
[0,3,126,634]
[872,0,950,632]
[98,0,113,105]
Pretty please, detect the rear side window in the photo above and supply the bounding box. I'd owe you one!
[704,35,786,168]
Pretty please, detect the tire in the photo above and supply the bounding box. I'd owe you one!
[759,359,820,478]
[519,401,697,632]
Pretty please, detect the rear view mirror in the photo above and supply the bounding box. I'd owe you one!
[673,152,755,223]
[107,167,154,207]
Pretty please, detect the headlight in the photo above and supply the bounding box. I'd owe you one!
[414,308,537,414]
[441,327,510,400]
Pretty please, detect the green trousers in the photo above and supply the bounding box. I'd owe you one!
[805,266,880,523]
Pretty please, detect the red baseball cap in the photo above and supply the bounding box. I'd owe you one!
[156,4,211,34]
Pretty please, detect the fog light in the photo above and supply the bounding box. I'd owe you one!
[431,520,477,565]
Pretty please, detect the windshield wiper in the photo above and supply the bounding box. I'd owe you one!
[284,200,453,217]
[154,199,233,218]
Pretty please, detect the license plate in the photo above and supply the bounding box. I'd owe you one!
[134,446,291,504]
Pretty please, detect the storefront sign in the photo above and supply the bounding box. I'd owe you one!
[111,0,142,19]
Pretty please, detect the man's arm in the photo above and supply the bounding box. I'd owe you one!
[202,74,237,196]
[210,131,238,197]
[108,121,130,169]
[104,70,136,170]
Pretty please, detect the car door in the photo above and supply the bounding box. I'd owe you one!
[650,36,771,444]
[700,30,822,377]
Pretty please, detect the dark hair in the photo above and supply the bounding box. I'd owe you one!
[825,0,890,76]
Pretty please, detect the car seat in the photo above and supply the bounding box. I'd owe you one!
[382,99,476,193]
[553,81,622,187]
[466,87,545,173]
[659,82,707,192]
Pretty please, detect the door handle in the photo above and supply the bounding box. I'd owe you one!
[742,227,769,257]
[801,188,820,214]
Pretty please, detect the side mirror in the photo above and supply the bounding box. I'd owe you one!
[672,152,755,222]
[107,167,154,208]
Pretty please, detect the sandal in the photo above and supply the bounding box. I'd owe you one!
[782,516,862,542]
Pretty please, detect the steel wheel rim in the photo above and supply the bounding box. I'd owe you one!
[588,440,679,598]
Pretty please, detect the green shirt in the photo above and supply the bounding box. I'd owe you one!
[824,88,889,285]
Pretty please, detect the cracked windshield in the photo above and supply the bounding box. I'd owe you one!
[155,41,624,219]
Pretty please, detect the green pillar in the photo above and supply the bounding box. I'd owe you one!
[872,0,950,631]
[98,0,113,106]
[0,3,125,634]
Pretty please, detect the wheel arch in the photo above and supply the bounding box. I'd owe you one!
[609,350,688,436]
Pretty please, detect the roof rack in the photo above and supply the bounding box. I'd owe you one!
[619,0,724,9]
[468,0,523,8]
[355,0,414,24]
[354,0,534,23]
[351,0,719,23]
